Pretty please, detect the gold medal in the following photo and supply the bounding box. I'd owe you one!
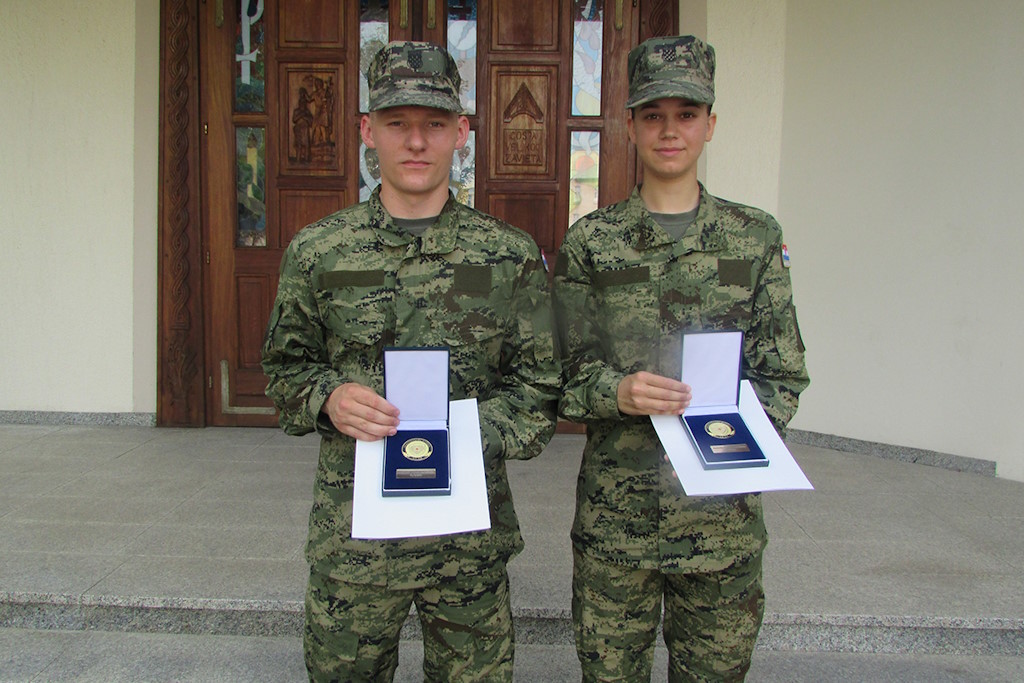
[401,437,433,461]
[704,420,736,439]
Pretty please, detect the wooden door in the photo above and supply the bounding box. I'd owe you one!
[194,0,676,427]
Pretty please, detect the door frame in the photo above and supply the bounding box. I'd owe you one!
[156,0,680,426]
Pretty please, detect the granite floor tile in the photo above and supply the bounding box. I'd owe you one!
[933,514,1024,572]
[115,440,264,462]
[0,520,149,556]
[48,475,211,503]
[762,538,835,615]
[514,501,575,532]
[44,426,161,444]
[194,468,318,500]
[0,472,89,498]
[0,552,126,595]
[86,556,306,603]
[936,488,1024,520]
[2,628,305,683]
[0,628,81,681]
[816,538,1009,580]
[785,446,934,495]
[0,495,31,519]
[746,650,1024,683]
[4,495,183,525]
[156,497,310,529]
[0,440,136,464]
[122,523,304,562]
[771,491,963,545]
[151,427,278,448]
[4,628,1022,683]
[123,524,284,560]
[0,458,113,489]
[762,495,815,541]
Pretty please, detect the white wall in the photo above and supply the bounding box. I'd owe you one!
[777,0,1024,479]
[704,1,788,216]
[133,0,160,413]
[0,0,158,414]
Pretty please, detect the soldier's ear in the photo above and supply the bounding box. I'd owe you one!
[360,114,377,149]
[705,112,717,143]
[455,115,470,150]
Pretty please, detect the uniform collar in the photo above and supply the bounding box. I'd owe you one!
[629,183,726,253]
[369,187,460,254]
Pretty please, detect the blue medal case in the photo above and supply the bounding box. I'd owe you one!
[382,347,452,496]
[680,331,768,470]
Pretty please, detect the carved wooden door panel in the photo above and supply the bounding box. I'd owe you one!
[203,0,366,426]
[197,0,674,427]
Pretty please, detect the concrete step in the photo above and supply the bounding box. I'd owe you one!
[4,592,1022,657]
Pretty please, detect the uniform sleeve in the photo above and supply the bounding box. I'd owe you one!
[552,226,626,423]
[745,220,810,435]
[476,251,561,461]
[261,241,346,436]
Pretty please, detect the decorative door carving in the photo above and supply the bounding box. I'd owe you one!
[157,0,678,426]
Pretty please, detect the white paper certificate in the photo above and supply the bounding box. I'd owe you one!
[352,398,491,539]
[653,381,814,496]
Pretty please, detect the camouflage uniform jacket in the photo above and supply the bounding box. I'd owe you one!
[262,188,559,589]
[554,185,809,572]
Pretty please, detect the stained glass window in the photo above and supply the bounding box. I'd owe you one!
[235,0,266,113]
[569,131,600,224]
[358,141,381,202]
[447,0,477,115]
[572,0,603,117]
[451,131,476,207]
[359,1,390,113]
[236,127,267,246]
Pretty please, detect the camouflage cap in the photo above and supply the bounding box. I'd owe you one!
[626,35,716,109]
[366,41,462,113]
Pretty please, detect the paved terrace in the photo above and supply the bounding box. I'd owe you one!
[1,424,1022,681]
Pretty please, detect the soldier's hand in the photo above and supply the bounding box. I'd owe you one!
[617,371,692,416]
[322,383,400,441]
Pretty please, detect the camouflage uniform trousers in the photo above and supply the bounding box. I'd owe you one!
[304,563,515,682]
[572,547,764,682]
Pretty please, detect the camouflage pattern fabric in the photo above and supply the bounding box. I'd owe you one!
[305,563,514,682]
[553,184,809,570]
[554,184,806,679]
[572,547,764,682]
[626,35,716,108]
[261,185,559,586]
[367,41,463,113]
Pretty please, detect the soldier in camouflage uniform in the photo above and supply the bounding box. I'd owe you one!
[262,41,559,683]
[553,36,809,682]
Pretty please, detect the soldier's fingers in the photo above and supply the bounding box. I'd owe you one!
[641,372,689,392]
[334,414,397,441]
[642,399,690,416]
[332,385,400,425]
[357,390,400,418]
[639,385,690,404]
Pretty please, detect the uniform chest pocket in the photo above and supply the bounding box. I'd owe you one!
[444,264,505,347]
[593,266,657,340]
[317,270,388,347]
[705,258,754,329]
